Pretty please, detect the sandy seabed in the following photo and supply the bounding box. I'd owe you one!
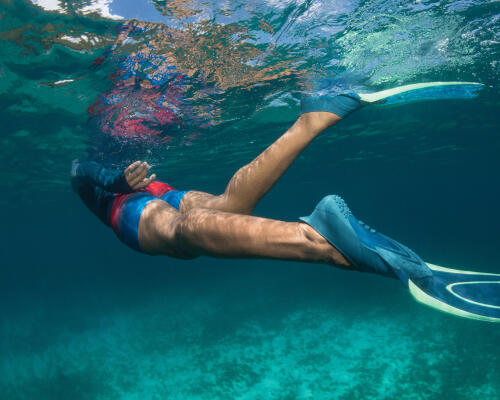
[1,287,499,400]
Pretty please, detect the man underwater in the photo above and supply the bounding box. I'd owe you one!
[73,98,353,264]
[72,87,500,322]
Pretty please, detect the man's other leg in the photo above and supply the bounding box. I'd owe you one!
[180,112,341,214]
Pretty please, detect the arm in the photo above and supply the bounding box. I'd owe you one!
[71,160,156,225]
[71,159,133,194]
[71,159,157,193]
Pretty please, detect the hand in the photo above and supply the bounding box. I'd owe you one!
[124,161,156,190]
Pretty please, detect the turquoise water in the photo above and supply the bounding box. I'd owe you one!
[1,0,500,398]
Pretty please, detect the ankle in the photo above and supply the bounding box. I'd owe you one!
[299,222,351,267]
[298,111,341,133]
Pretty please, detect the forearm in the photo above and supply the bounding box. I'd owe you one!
[71,175,115,225]
[71,159,131,193]
[70,159,132,225]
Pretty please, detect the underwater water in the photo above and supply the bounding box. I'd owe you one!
[1,0,500,398]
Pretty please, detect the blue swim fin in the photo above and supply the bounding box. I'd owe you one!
[301,92,363,118]
[300,81,484,117]
[300,195,500,322]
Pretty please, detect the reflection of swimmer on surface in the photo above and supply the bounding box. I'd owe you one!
[72,83,500,322]
[86,17,301,164]
[87,21,196,147]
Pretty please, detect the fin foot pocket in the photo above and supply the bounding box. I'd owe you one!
[300,195,432,280]
[300,93,363,118]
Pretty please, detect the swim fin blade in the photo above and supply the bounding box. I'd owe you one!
[408,263,500,322]
[358,81,484,105]
[300,195,500,322]
[301,82,483,118]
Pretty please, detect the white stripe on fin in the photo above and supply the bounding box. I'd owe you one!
[358,82,483,103]
[426,262,500,277]
[447,281,500,310]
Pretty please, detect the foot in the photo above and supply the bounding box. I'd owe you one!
[300,195,433,281]
[301,92,364,119]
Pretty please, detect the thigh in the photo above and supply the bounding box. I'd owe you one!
[138,199,196,258]
[179,190,254,214]
[179,190,226,213]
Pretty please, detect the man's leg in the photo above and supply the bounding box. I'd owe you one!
[139,199,351,267]
[180,112,341,214]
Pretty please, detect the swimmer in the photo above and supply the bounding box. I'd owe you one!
[72,103,351,264]
[72,85,500,322]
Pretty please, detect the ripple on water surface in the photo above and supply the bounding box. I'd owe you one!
[0,0,498,199]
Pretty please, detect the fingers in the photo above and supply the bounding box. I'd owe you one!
[135,173,157,189]
[125,161,148,186]
[129,163,149,187]
[124,161,141,176]
[125,161,156,189]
